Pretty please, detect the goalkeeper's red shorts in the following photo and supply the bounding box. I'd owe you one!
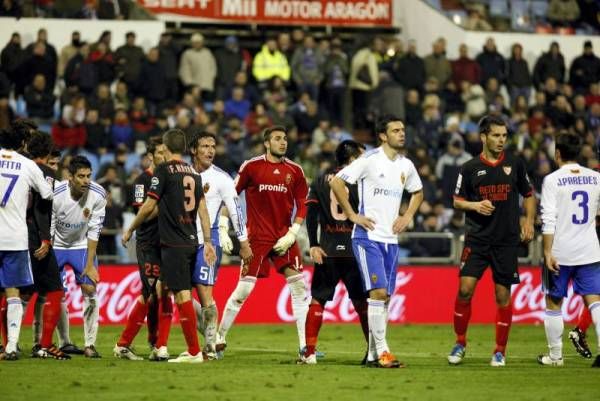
[243,240,302,278]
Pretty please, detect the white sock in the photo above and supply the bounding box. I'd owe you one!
[6,297,23,353]
[287,274,309,349]
[33,295,45,344]
[56,299,71,347]
[589,301,600,353]
[368,330,377,361]
[218,277,256,340]
[368,298,389,357]
[202,303,218,351]
[193,298,204,335]
[83,294,99,347]
[544,309,563,360]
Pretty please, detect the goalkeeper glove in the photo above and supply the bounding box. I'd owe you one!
[273,223,301,255]
[218,215,234,255]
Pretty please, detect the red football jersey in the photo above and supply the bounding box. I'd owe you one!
[236,155,308,244]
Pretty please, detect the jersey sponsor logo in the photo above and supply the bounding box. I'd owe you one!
[477,170,486,177]
[503,166,512,175]
[285,173,292,185]
[56,220,86,230]
[258,183,288,193]
[203,182,210,193]
[478,184,511,201]
[373,187,402,198]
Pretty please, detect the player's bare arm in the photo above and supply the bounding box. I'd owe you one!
[83,238,100,284]
[520,195,536,243]
[454,198,495,216]
[122,197,157,246]
[197,196,217,267]
[330,176,375,230]
[393,190,424,234]
[542,233,559,274]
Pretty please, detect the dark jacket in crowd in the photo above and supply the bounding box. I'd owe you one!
[476,48,506,84]
[393,53,426,91]
[115,44,145,86]
[507,58,532,89]
[65,54,98,94]
[24,85,55,119]
[20,54,57,93]
[532,51,565,87]
[215,47,245,89]
[137,59,168,102]
[570,53,600,91]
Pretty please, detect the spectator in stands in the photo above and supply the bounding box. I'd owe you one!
[461,82,486,122]
[20,41,56,95]
[476,37,506,86]
[244,102,271,137]
[58,31,82,79]
[84,108,109,154]
[532,42,565,90]
[1,33,25,94]
[90,41,115,84]
[425,38,452,87]
[115,32,145,93]
[52,94,86,149]
[569,41,600,94]
[252,37,291,89]
[349,37,380,130]
[506,43,532,106]
[436,134,472,208]
[263,76,288,111]
[137,47,168,116]
[410,213,450,257]
[405,89,422,128]
[393,39,425,94]
[0,0,21,17]
[98,0,129,20]
[0,71,10,99]
[110,107,133,149]
[547,0,580,27]
[452,44,481,89]
[293,100,321,143]
[129,97,154,145]
[215,35,246,100]
[64,43,97,95]
[463,9,492,32]
[269,100,294,130]
[444,210,465,236]
[157,32,181,103]
[24,73,55,123]
[113,80,130,111]
[323,37,348,128]
[179,33,217,101]
[277,32,294,62]
[418,94,443,153]
[291,35,325,102]
[98,191,123,257]
[25,29,58,87]
[88,83,115,124]
[224,86,250,120]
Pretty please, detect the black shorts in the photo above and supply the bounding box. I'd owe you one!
[21,249,63,295]
[311,257,365,303]
[459,243,520,287]
[136,245,161,299]
[160,246,196,292]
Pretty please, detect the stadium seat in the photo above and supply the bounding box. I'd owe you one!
[511,1,534,32]
[124,153,141,174]
[530,0,548,21]
[489,0,510,17]
[98,152,115,167]
[15,96,27,117]
[446,9,468,26]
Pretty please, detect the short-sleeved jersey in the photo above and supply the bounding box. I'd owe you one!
[0,149,53,250]
[195,164,247,246]
[541,163,600,265]
[132,169,159,248]
[27,163,56,248]
[147,160,203,247]
[337,147,423,244]
[306,169,359,257]
[235,155,308,243]
[51,181,107,249]
[454,152,533,246]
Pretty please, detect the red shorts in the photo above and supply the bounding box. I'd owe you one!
[244,241,303,278]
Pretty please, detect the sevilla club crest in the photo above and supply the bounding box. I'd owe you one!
[83,207,91,219]
[502,166,512,175]
[203,183,210,193]
[285,173,292,185]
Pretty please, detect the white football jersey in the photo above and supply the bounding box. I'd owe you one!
[195,164,247,246]
[336,147,423,243]
[51,181,107,249]
[0,149,53,250]
[541,163,600,265]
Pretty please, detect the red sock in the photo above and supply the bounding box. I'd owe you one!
[40,291,63,348]
[146,296,158,346]
[0,295,7,348]
[177,301,200,356]
[352,299,369,343]
[494,304,513,355]
[156,296,173,348]
[453,298,472,347]
[305,303,324,356]
[118,300,148,347]
[577,306,592,333]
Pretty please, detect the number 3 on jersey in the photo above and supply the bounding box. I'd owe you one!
[183,175,196,212]
[0,173,19,207]
[329,188,349,221]
[571,190,589,225]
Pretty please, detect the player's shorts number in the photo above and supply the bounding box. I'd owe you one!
[183,175,196,212]
[571,190,589,225]
[144,263,160,278]
[198,265,210,281]
[0,173,19,207]
[329,188,349,221]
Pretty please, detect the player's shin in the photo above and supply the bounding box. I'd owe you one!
[287,274,309,349]
[56,298,72,347]
[351,299,369,343]
[146,296,158,347]
[218,277,256,340]
[544,309,564,360]
[118,299,148,347]
[176,300,201,356]
[33,295,46,344]
[367,298,389,356]
[83,293,99,347]
[156,295,173,348]
[193,298,205,336]
[494,303,513,355]
[202,303,218,351]
[6,297,23,353]
[0,295,8,347]
[577,305,593,333]
[453,298,472,347]
[39,291,62,348]
[305,302,324,356]
[589,302,600,353]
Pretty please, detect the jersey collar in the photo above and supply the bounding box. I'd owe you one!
[479,151,505,167]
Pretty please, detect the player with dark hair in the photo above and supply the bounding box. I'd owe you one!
[216,125,310,358]
[298,140,370,365]
[448,115,536,367]
[331,116,423,368]
[123,129,216,363]
[113,136,167,360]
[538,133,600,367]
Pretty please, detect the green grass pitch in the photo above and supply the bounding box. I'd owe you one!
[1,324,598,401]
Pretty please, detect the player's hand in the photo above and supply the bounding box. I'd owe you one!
[83,266,99,284]
[239,240,253,266]
[273,223,301,255]
[218,216,234,255]
[309,247,327,264]
[520,221,534,243]
[204,243,217,267]
[475,200,495,216]
[33,241,51,260]
[544,253,560,274]
[350,214,376,231]
[121,229,133,248]
[393,215,412,234]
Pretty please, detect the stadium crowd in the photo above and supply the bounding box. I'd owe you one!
[1,26,600,259]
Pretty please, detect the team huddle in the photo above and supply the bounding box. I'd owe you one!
[0,115,599,367]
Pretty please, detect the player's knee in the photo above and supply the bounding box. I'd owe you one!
[457,287,474,301]
[81,284,96,297]
[545,295,563,310]
[286,274,306,297]
[232,279,256,304]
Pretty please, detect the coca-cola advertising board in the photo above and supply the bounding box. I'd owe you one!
[139,0,393,27]
[22,265,584,324]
